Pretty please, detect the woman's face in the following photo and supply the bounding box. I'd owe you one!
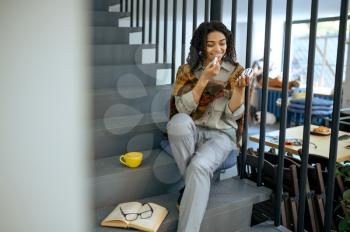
[205,31,227,63]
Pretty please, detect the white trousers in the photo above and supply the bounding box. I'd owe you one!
[167,113,236,232]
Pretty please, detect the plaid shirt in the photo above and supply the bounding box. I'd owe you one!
[169,61,245,138]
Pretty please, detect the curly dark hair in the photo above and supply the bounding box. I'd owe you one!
[186,21,238,71]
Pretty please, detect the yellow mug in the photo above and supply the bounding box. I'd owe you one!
[119,152,143,168]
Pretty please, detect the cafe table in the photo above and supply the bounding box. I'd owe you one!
[249,125,350,162]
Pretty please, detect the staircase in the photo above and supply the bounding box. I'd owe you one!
[91,1,279,231]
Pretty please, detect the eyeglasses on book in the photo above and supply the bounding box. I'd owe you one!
[119,203,154,221]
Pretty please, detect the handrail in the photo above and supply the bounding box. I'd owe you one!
[181,0,187,64]
[204,0,209,22]
[131,0,134,26]
[163,0,168,63]
[155,0,160,62]
[231,0,237,47]
[142,0,146,43]
[171,0,177,83]
[240,0,254,179]
[257,0,272,187]
[149,0,153,43]
[275,0,293,226]
[192,0,197,32]
[136,0,140,27]
[297,0,319,230]
[324,0,349,231]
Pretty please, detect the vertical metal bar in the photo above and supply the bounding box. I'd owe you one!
[297,0,319,230]
[163,0,168,63]
[245,0,253,68]
[257,0,272,186]
[210,0,222,21]
[193,0,197,32]
[181,0,187,64]
[137,0,140,27]
[324,0,349,230]
[240,0,253,179]
[126,0,129,12]
[121,0,124,12]
[131,0,134,27]
[149,0,153,43]
[274,0,293,226]
[156,0,160,62]
[205,0,209,22]
[171,0,177,83]
[231,0,237,46]
[142,0,146,43]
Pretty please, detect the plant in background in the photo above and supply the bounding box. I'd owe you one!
[335,163,350,231]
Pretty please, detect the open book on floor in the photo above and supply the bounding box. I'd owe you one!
[101,202,168,232]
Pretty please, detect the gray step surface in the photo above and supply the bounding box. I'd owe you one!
[93,149,183,209]
[92,0,120,11]
[92,63,172,89]
[94,127,165,160]
[239,221,291,232]
[93,85,171,119]
[94,177,272,232]
[93,111,168,159]
[93,44,156,65]
[93,27,142,44]
[92,11,130,26]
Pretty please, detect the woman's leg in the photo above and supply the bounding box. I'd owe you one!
[167,113,199,176]
[177,130,235,232]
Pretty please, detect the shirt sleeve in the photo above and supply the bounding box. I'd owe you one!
[175,91,198,115]
[224,102,244,121]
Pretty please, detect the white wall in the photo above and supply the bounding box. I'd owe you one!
[0,1,92,232]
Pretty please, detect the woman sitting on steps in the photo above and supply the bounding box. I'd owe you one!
[167,21,252,232]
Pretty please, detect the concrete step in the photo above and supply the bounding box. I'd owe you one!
[92,11,130,26]
[109,3,122,13]
[92,63,172,89]
[104,4,131,27]
[92,0,120,11]
[93,85,171,119]
[93,27,142,44]
[239,220,291,232]
[93,149,182,209]
[93,44,156,65]
[93,111,168,159]
[94,177,272,231]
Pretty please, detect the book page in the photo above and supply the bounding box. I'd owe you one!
[101,202,142,227]
[131,203,168,232]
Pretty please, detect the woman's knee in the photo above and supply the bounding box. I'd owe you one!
[188,158,212,177]
[167,113,195,136]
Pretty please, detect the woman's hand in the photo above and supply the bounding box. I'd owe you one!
[199,59,221,82]
[191,58,221,104]
[234,75,250,93]
[228,75,251,112]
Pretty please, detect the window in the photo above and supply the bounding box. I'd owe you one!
[290,18,349,95]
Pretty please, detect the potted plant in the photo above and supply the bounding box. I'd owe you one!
[336,163,350,231]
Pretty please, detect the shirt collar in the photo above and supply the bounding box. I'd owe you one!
[221,61,235,73]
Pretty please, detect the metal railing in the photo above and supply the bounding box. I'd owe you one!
[121,0,349,230]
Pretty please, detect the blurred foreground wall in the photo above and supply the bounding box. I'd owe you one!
[0,1,92,231]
